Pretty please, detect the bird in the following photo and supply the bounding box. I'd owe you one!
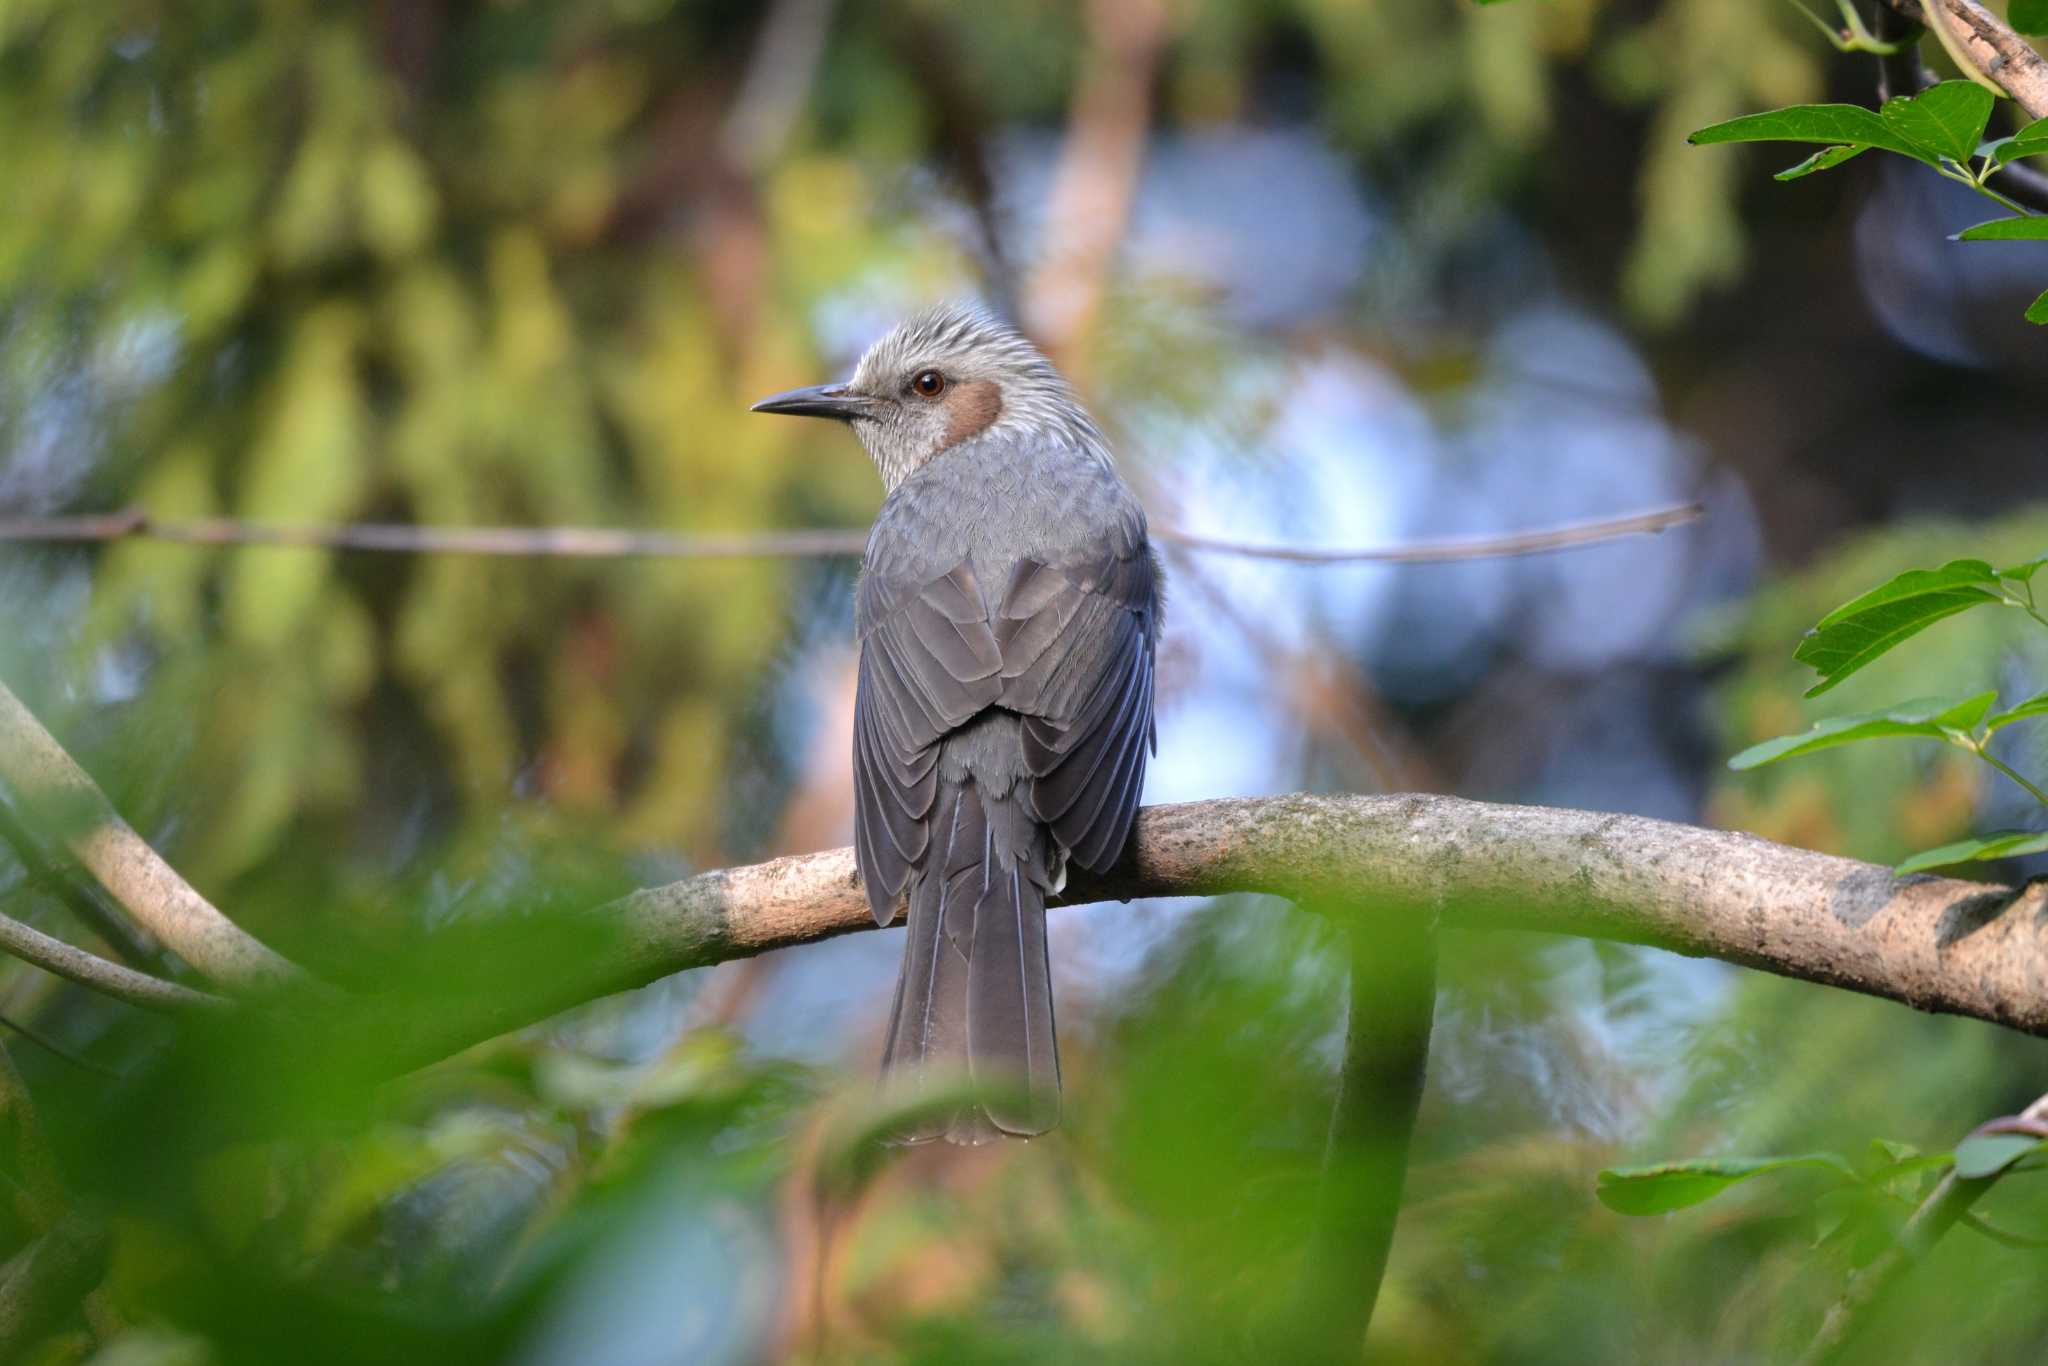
[752,303,1160,1143]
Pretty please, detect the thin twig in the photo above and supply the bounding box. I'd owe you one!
[0,1013,117,1080]
[0,910,222,1014]
[0,501,1706,566]
[1158,502,1704,564]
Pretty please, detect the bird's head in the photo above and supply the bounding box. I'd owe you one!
[751,302,1100,490]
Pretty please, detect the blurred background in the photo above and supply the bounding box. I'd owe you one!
[3,0,2048,1361]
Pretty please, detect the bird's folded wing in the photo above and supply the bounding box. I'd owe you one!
[853,562,1002,923]
[997,547,1157,873]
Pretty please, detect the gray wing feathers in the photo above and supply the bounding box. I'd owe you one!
[852,562,1001,925]
[1000,551,1157,873]
[858,533,1157,1141]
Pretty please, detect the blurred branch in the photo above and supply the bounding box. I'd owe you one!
[0,1213,107,1361]
[720,0,837,171]
[1022,0,1170,369]
[0,1046,62,1229]
[0,797,162,970]
[0,501,1705,566]
[1795,1089,2048,1366]
[384,793,2048,1070]
[0,682,300,993]
[1298,908,1437,1361]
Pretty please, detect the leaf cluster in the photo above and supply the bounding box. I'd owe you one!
[1693,82,2048,324]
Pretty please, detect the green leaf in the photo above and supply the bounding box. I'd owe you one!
[1596,1154,1855,1216]
[1993,116,2048,162]
[1795,559,2003,696]
[2012,0,2048,34]
[1934,690,2000,729]
[1997,556,2048,583]
[1880,81,1997,164]
[1895,831,2048,874]
[2030,289,2048,325]
[1953,1132,2048,1179]
[1955,217,2048,241]
[1727,696,1989,771]
[1775,144,1870,181]
[1689,105,1940,166]
[1987,691,2048,731]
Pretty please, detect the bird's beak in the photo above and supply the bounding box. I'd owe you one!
[749,383,881,422]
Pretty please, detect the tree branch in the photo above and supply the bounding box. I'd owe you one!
[1869,1,2048,209]
[384,794,2048,1071]
[1920,0,2048,120]
[0,682,300,993]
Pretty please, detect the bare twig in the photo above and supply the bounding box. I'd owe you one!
[0,682,300,993]
[0,501,1706,566]
[1796,1089,2048,1366]
[1160,502,1703,564]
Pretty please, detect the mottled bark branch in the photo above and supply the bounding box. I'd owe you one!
[573,795,2048,1053]
[1920,0,2048,120]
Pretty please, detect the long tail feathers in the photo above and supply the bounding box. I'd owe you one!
[880,779,1060,1143]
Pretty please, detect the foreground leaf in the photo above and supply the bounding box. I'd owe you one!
[1795,559,2003,696]
[1953,1133,2048,1179]
[1895,831,2048,874]
[1727,695,1991,771]
[1880,81,1997,164]
[1997,556,2048,583]
[2030,289,2048,325]
[1987,691,2048,731]
[1994,115,2048,162]
[1597,1154,1855,1216]
[1689,105,1940,165]
[1955,217,2048,241]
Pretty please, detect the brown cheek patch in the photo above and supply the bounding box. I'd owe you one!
[939,380,1003,449]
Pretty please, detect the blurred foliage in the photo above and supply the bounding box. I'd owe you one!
[0,1,2046,1364]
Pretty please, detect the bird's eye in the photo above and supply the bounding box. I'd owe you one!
[911,370,946,398]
